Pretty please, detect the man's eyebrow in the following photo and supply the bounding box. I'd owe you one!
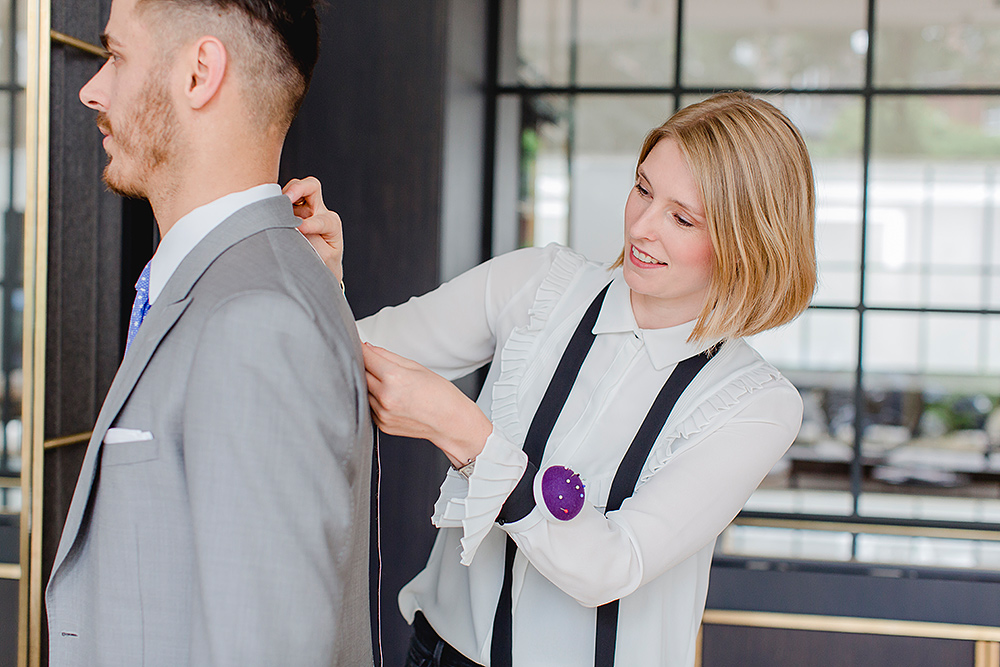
[99,33,117,51]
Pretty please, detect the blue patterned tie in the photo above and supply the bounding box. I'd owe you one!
[126,261,152,353]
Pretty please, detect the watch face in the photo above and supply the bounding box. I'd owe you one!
[458,460,476,479]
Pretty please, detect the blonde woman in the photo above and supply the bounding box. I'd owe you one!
[287,91,816,667]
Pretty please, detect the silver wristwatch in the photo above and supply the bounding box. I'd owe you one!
[455,458,476,480]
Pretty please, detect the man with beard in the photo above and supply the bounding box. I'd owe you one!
[44,1,373,665]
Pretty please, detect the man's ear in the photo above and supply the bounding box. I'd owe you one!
[184,36,227,110]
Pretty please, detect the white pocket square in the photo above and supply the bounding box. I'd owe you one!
[104,427,154,444]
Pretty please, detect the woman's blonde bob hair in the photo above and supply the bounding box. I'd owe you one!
[615,91,817,342]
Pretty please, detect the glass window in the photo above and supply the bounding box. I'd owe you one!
[493,0,1000,568]
[502,0,572,86]
[682,0,868,88]
[867,96,1000,310]
[576,0,677,87]
[874,0,1000,88]
[0,0,23,510]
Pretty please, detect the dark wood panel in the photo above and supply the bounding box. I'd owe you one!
[44,3,122,665]
[701,624,975,667]
[47,0,123,440]
[708,558,1000,627]
[281,2,463,665]
[0,577,16,667]
[280,0,449,320]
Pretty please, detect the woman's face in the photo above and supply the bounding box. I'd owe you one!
[622,138,715,330]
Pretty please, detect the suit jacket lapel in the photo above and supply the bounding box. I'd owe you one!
[50,295,192,573]
[51,195,300,576]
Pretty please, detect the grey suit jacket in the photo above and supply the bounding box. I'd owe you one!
[46,196,373,666]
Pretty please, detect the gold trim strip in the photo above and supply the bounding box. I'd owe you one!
[976,641,1000,667]
[0,563,21,580]
[23,1,51,666]
[49,30,106,58]
[733,516,1000,543]
[702,610,1000,642]
[43,431,92,450]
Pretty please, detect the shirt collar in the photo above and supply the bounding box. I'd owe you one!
[148,183,282,304]
[593,270,720,370]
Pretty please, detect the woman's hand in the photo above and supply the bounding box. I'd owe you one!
[282,177,344,283]
[363,342,493,468]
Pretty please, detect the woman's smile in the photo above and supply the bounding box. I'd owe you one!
[630,244,667,266]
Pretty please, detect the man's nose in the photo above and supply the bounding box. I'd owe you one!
[79,59,112,111]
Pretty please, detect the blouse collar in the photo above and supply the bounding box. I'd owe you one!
[593,272,720,370]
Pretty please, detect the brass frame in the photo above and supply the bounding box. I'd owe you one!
[700,610,1000,667]
[732,516,1000,543]
[43,431,92,450]
[21,0,50,666]
[50,30,107,58]
[976,641,1000,667]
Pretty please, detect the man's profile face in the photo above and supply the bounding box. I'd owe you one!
[79,0,181,199]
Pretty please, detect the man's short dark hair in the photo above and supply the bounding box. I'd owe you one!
[140,0,319,130]
[207,0,319,93]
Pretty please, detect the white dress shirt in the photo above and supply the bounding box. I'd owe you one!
[358,244,803,667]
[147,184,282,305]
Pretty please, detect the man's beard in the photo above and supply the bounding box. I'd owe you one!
[100,76,180,200]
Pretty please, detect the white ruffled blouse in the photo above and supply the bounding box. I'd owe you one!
[357,244,802,667]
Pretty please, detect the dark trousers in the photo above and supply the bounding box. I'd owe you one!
[403,612,485,667]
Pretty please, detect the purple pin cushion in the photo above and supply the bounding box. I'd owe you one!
[534,465,585,521]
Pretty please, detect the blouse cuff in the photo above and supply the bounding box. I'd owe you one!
[430,426,529,565]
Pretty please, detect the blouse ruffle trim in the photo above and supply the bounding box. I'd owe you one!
[637,364,783,485]
[431,426,529,565]
[490,248,585,445]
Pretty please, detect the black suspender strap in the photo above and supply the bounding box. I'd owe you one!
[491,283,610,667]
[593,349,714,667]
[488,281,717,667]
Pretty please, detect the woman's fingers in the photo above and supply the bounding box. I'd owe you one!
[282,176,345,281]
[282,176,323,217]
[363,342,421,373]
[282,176,340,240]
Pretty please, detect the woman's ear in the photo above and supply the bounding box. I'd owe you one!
[183,35,227,110]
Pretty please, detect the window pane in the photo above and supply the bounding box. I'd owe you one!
[0,419,18,479]
[717,525,855,562]
[683,0,867,88]
[859,494,1000,522]
[856,534,1000,569]
[569,95,675,262]
[749,310,859,499]
[750,309,858,374]
[12,89,23,213]
[0,486,19,512]
[874,0,1000,88]
[0,91,9,218]
[576,0,677,86]
[785,96,865,307]
[863,311,1000,377]
[744,489,854,515]
[502,0,571,86]
[867,96,1000,310]
[860,313,1000,504]
[519,96,571,248]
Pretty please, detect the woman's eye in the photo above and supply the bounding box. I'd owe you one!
[674,214,693,227]
[635,183,650,197]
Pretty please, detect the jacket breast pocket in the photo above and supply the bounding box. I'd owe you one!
[101,436,159,466]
